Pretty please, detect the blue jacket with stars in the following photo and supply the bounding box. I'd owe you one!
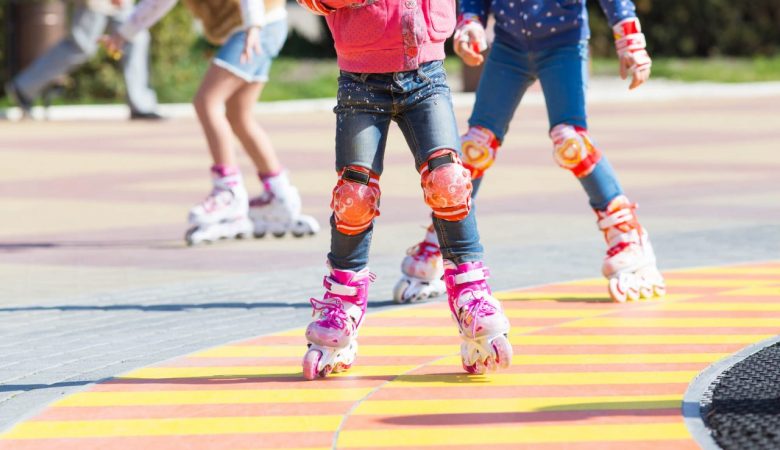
[461,0,638,51]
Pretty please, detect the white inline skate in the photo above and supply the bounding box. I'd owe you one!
[302,266,374,380]
[393,225,447,303]
[444,261,512,374]
[249,172,320,238]
[185,174,254,246]
[597,195,666,302]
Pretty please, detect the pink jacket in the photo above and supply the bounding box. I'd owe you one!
[298,0,456,73]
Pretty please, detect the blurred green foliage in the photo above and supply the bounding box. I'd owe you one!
[1,1,779,104]
[588,0,780,57]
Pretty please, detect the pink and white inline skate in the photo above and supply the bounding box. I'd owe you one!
[249,171,320,238]
[444,261,512,374]
[393,225,447,303]
[186,173,254,246]
[302,266,374,380]
[597,195,666,302]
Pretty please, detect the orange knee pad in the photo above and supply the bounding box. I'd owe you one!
[461,126,500,180]
[420,149,473,221]
[550,124,602,178]
[331,166,381,235]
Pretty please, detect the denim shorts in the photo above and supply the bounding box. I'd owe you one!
[213,20,288,83]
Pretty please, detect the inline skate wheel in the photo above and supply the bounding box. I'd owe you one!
[302,349,322,381]
[392,278,412,304]
[185,228,197,246]
[492,334,513,369]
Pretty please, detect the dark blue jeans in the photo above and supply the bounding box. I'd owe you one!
[328,60,484,271]
[470,39,623,210]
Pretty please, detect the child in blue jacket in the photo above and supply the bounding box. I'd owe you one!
[394,0,664,303]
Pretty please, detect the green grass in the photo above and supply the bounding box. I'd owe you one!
[591,55,780,83]
[2,56,779,108]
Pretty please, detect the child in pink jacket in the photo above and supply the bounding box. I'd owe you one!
[297,0,513,380]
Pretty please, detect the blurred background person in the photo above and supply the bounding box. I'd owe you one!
[4,0,162,120]
[102,0,320,245]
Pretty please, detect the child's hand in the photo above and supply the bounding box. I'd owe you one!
[613,18,652,90]
[454,14,487,67]
[99,32,125,61]
[241,27,262,64]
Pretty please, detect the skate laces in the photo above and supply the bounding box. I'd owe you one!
[460,292,497,336]
[200,188,234,213]
[309,297,350,330]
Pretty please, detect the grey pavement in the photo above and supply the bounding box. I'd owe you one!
[1,81,779,431]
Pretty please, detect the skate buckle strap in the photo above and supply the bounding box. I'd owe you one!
[323,276,358,297]
[598,207,636,231]
[461,295,497,336]
[322,272,375,302]
[453,267,490,285]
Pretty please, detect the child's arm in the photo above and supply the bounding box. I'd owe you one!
[453,0,491,67]
[102,0,177,57]
[118,0,179,41]
[597,0,652,90]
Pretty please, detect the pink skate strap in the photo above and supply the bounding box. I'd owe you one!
[211,164,240,178]
[452,267,490,285]
[323,276,358,297]
[258,169,283,181]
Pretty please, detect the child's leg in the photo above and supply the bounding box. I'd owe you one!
[395,40,536,303]
[225,82,281,175]
[538,42,664,302]
[465,39,536,196]
[193,64,246,168]
[395,61,512,373]
[536,42,623,210]
[222,21,288,176]
[303,72,392,379]
[185,64,252,245]
[224,82,319,238]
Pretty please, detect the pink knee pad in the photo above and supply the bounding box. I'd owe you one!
[550,124,603,178]
[420,149,473,221]
[331,166,381,235]
[461,126,500,180]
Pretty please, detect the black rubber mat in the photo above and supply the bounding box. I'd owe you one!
[703,342,780,450]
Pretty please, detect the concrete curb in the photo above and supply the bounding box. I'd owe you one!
[3,79,780,122]
[682,335,780,450]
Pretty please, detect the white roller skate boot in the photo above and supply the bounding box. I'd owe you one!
[444,261,512,374]
[303,266,374,380]
[597,195,666,302]
[393,225,447,303]
[185,173,253,246]
[249,171,320,238]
